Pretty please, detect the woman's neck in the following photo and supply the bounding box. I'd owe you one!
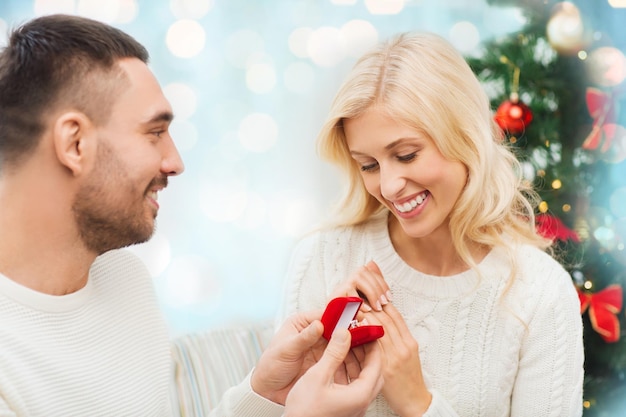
[387,214,488,276]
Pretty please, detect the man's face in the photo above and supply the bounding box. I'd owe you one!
[72,58,184,254]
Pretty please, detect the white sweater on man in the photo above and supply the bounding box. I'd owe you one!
[0,249,284,417]
[279,212,584,417]
[0,250,173,416]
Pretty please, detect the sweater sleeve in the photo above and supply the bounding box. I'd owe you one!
[0,396,17,417]
[421,390,460,417]
[509,259,584,417]
[207,371,284,417]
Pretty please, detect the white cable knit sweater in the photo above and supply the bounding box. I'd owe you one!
[279,212,584,417]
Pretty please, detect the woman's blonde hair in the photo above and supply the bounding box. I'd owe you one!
[317,31,551,276]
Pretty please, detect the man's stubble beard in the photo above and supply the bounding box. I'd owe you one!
[71,140,161,254]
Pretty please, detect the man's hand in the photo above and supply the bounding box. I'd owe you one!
[250,310,329,404]
[250,309,383,409]
[284,329,384,417]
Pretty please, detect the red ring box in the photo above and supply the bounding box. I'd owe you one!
[321,296,384,348]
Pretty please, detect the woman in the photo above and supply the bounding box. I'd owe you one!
[278,32,584,416]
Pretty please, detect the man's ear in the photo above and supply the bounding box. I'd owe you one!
[52,112,95,175]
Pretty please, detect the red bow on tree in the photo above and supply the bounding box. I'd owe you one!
[536,213,580,243]
[578,284,623,343]
[582,87,620,152]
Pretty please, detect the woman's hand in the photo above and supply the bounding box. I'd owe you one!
[365,303,432,416]
[331,261,392,312]
[331,262,431,415]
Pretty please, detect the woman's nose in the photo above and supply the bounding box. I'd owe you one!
[379,164,406,200]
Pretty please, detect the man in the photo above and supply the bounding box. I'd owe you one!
[0,14,382,417]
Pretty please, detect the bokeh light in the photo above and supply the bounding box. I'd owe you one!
[341,19,379,59]
[114,0,138,24]
[166,19,206,58]
[76,0,123,23]
[365,0,405,15]
[586,46,626,87]
[308,26,346,67]
[288,27,312,59]
[609,0,626,7]
[34,0,75,15]
[170,0,214,19]
[449,21,480,54]
[33,0,136,24]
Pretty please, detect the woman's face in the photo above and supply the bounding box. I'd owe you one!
[344,106,467,239]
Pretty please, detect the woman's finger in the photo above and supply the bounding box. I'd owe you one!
[340,263,391,311]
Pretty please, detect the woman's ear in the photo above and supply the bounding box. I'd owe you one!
[52,111,95,176]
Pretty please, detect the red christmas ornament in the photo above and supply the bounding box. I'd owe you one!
[494,93,533,135]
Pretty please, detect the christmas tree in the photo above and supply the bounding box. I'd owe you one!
[467,0,626,415]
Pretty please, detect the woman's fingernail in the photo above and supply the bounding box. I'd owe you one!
[386,290,392,302]
[376,301,382,311]
[361,303,372,312]
[380,294,388,305]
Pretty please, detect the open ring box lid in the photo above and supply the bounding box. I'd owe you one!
[321,296,384,348]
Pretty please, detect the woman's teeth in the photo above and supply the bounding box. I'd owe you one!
[394,192,427,213]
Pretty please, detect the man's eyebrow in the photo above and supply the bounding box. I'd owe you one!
[143,111,174,125]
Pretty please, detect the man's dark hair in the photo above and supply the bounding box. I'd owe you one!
[0,14,149,169]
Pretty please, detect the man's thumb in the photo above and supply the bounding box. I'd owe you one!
[294,320,324,350]
[319,328,351,369]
